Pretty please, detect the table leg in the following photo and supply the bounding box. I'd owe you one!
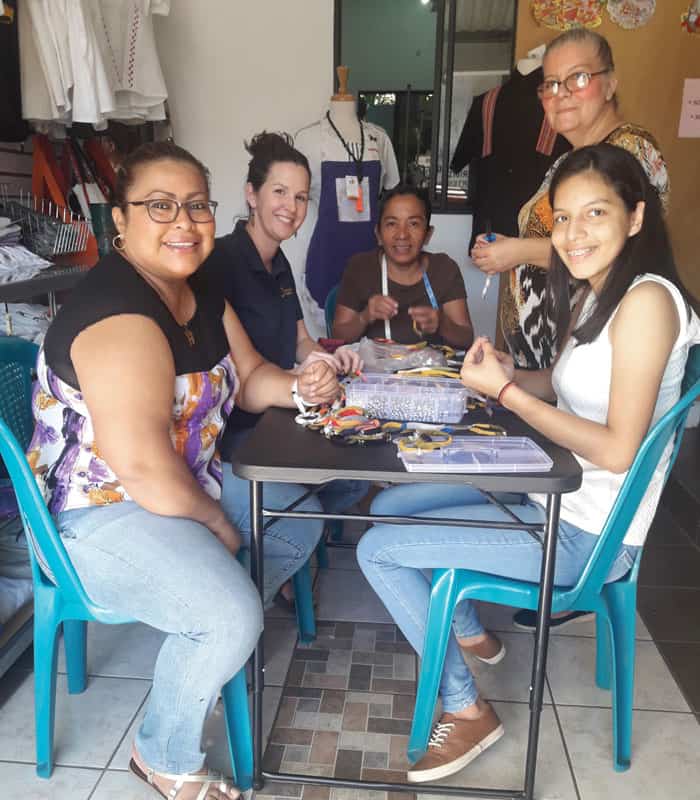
[250,480,265,790]
[523,494,561,800]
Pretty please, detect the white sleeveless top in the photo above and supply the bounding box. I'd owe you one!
[530,274,700,546]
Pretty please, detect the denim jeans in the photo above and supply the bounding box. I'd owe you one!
[55,463,323,774]
[357,486,638,714]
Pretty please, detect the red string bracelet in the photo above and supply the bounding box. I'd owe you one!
[497,380,515,405]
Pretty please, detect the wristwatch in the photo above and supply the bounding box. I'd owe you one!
[291,379,315,414]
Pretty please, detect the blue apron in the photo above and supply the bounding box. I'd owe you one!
[305,158,381,307]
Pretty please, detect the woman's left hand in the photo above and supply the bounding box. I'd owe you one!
[408,305,440,336]
[297,359,340,405]
[460,337,512,398]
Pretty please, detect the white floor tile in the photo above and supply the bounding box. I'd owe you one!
[56,622,166,680]
[0,671,149,768]
[0,762,101,800]
[547,636,690,712]
[263,618,300,687]
[315,569,392,623]
[476,601,652,640]
[420,703,576,800]
[558,706,700,798]
[322,544,362,570]
[108,694,149,770]
[91,768,164,799]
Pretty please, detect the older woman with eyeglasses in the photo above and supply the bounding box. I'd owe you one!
[470,28,669,372]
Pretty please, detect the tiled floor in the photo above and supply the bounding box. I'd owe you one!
[1,476,700,799]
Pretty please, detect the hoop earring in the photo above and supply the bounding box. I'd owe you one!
[112,234,125,251]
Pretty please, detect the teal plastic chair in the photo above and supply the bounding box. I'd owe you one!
[0,337,254,788]
[324,284,339,339]
[409,344,700,772]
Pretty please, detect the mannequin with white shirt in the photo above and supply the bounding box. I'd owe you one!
[284,66,400,338]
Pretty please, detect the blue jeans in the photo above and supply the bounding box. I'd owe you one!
[357,486,638,713]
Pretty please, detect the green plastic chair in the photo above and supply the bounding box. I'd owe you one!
[409,344,700,772]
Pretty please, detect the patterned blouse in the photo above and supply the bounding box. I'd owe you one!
[26,253,238,515]
[500,123,670,370]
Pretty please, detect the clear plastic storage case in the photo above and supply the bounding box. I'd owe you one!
[345,373,468,423]
[398,436,554,473]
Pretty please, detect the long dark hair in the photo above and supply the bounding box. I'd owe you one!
[547,144,693,348]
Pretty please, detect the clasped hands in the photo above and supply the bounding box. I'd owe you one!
[366,293,440,336]
[295,345,363,406]
[460,336,515,399]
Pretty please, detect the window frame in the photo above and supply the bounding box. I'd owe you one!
[334,0,519,214]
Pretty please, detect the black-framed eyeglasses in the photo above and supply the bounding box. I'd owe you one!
[537,69,611,100]
[127,199,218,223]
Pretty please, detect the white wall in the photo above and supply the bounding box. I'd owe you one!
[154,1,334,229]
[154,1,497,340]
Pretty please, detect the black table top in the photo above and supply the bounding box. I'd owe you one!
[233,407,582,494]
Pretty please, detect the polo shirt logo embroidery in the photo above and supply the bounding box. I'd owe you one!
[280,286,296,299]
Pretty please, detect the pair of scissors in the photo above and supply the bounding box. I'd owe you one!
[481,220,497,300]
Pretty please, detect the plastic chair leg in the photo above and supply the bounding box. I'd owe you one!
[292,559,316,643]
[595,613,612,691]
[63,620,88,694]
[33,613,61,778]
[408,569,460,762]
[222,669,253,791]
[315,537,329,569]
[607,583,637,771]
[328,520,343,542]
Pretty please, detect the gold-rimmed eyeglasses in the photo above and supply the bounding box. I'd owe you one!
[127,199,218,223]
[537,69,611,100]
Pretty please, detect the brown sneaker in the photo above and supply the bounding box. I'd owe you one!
[406,703,504,783]
[459,633,506,665]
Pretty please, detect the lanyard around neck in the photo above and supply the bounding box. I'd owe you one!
[326,111,365,180]
[380,254,438,341]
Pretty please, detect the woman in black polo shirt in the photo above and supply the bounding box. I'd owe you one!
[201,132,368,607]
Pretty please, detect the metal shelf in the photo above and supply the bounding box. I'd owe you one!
[0,265,90,304]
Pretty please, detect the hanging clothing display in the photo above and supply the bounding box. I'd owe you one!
[289,113,399,337]
[451,67,571,250]
[0,1,29,141]
[18,0,170,130]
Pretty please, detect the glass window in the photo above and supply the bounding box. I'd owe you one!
[337,0,517,211]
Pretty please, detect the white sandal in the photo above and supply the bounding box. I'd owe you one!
[129,757,239,800]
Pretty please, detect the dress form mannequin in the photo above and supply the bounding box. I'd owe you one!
[285,65,399,338]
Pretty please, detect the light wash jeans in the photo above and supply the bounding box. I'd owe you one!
[358,484,638,713]
[55,465,323,774]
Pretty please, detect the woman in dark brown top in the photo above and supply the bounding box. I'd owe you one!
[333,185,474,348]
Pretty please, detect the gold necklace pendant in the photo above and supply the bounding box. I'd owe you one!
[182,324,195,347]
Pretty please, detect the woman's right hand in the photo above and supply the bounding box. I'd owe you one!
[297,358,340,405]
[366,293,398,322]
[470,234,521,274]
[209,513,242,556]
